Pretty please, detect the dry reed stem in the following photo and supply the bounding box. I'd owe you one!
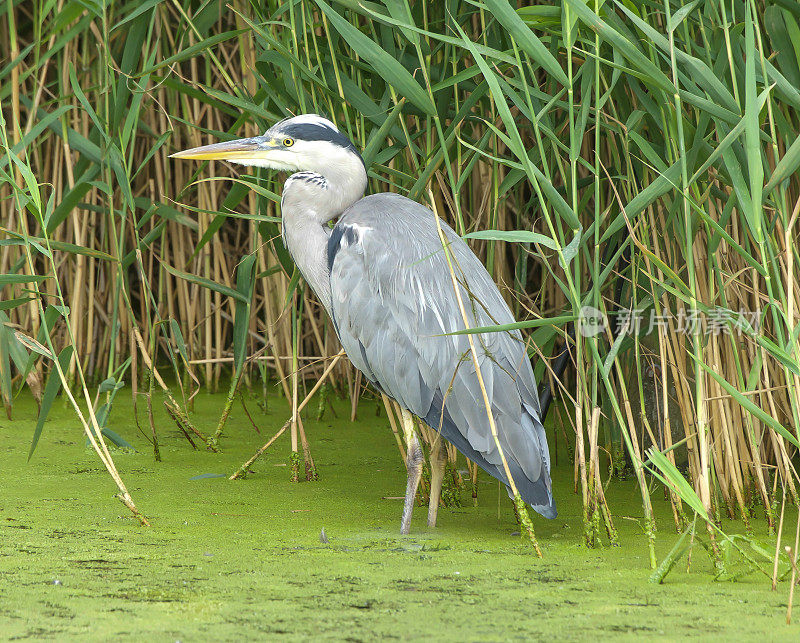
[229,350,343,479]
[773,486,786,591]
[787,507,800,624]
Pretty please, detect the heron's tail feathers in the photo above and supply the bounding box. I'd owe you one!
[423,391,557,519]
[511,407,556,518]
[504,451,556,519]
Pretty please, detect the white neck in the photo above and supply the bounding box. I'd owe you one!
[279,152,367,311]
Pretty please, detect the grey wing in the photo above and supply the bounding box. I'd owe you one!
[328,193,556,518]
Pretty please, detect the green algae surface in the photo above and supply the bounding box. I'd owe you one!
[1,390,796,640]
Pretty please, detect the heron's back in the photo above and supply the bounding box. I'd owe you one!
[327,193,556,518]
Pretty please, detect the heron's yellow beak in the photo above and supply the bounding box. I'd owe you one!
[170,136,272,162]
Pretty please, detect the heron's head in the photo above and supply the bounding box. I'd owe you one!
[171,114,365,176]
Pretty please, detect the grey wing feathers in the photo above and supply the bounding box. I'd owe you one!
[328,193,556,518]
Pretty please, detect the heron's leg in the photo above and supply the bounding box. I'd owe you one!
[427,439,447,528]
[400,409,423,535]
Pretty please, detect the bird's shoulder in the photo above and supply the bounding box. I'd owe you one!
[326,193,542,418]
[328,192,463,271]
[340,192,435,226]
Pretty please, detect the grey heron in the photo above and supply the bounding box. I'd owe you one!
[172,114,556,533]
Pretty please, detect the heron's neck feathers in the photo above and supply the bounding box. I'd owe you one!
[282,148,367,222]
[279,149,367,311]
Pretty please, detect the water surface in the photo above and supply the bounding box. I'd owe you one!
[1,390,793,639]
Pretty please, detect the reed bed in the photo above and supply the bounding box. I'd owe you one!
[2,0,800,575]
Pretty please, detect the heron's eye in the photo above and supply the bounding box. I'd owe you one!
[283,138,294,147]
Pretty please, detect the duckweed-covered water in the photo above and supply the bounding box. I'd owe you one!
[1,389,795,640]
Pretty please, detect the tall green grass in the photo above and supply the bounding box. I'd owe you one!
[2,0,800,576]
